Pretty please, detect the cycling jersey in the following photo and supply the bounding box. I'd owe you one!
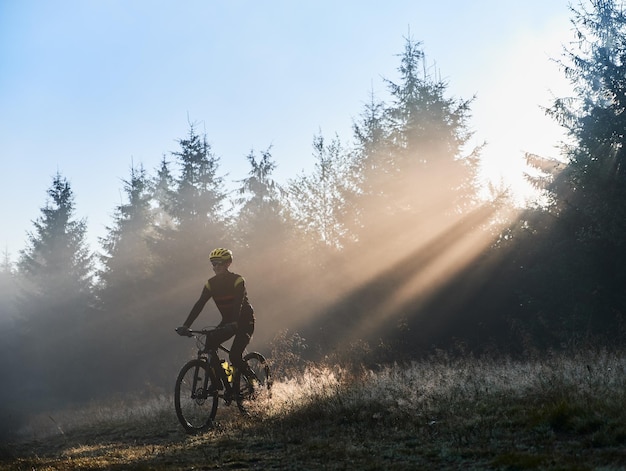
[184,271,255,328]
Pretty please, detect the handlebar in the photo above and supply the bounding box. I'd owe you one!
[175,326,231,354]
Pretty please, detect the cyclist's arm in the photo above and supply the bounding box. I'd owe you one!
[183,285,212,327]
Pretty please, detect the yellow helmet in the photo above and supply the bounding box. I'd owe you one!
[209,248,233,263]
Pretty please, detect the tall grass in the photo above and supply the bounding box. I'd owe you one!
[3,348,625,470]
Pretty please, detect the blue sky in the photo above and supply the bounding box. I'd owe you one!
[0,1,574,262]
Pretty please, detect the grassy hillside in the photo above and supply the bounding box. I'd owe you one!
[1,349,625,470]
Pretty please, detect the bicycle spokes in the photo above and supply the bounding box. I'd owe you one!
[174,359,218,433]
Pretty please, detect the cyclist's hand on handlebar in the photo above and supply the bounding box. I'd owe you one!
[176,325,192,337]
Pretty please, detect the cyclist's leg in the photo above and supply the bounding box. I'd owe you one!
[230,322,254,395]
[204,330,234,391]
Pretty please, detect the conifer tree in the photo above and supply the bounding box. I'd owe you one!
[236,148,285,243]
[383,34,479,215]
[351,35,481,248]
[18,172,95,318]
[99,163,155,310]
[153,124,229,283]
[537,0,626,338]
[15,172,96,403]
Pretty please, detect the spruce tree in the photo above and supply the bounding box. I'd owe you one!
[16,172,96,404]
[351,35,482,250]
[18,172,94,319]
[232,147,295,343]
[153,124,228,284]
[100,163,154,291]
[235,147,287,250]
[540,0,626,339]
[383,35,479,215]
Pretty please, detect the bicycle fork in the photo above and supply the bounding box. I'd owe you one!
[189,364,206,402]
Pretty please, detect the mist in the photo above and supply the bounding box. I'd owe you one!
[2,19,625,442]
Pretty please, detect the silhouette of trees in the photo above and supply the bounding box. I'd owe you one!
[5,12,626,426]
[537,0,626,342]
[14,172,97,406]
[99,163,155,297]
[355,35,480,225]
[435,0,626,351]
[96,163,157,384]
[17,172,95,325]
[152,125,229,287]
[234,148,288,252]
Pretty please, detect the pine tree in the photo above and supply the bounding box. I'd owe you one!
[548,0,626,245]
[18,172,95,317]
[99,162,155,307]
[232,147,297,340]
[235,147,291,261]
[15,172,96,404]
[540,0,626,339]
[346,35,484,262]
[153,124,229,283]
[383,34,480,216]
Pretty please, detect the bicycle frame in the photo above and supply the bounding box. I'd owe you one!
[191,333,239,402]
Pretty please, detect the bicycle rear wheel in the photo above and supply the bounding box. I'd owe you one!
[236,352,272,407]
[174,359,219,434]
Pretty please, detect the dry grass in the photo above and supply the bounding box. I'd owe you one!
[1,349,625,470]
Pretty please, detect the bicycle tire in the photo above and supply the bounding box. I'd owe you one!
[235,352,272,412]
[174,359,219,434]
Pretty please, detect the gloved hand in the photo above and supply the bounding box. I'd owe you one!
[176,325,192,337]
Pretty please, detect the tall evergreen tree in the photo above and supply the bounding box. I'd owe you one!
[153,124,229,283]
[99,163,155,311]
[232,147,296,342]
[145,125,229,378]
[383,35,479,215]
[540,0,626,339]
[100,166,154,298]
[15,172,96,404]
[18,172,95,317]
[350,35,482,251]
[94,163,162,392]
[300,36,485,354]
[352,88,394,201]
[235,147,286,250]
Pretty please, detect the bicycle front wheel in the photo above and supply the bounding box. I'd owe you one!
[174,359,219,434]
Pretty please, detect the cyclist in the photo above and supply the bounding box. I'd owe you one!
[176,248,255,394]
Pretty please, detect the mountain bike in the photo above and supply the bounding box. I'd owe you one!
[174,327,272,434]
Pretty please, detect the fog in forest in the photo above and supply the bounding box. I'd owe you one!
[2,4,626,440]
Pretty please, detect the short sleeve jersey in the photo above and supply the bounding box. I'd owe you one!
[204,271,255,325]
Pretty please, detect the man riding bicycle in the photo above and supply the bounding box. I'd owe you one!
[176,248,255,394]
